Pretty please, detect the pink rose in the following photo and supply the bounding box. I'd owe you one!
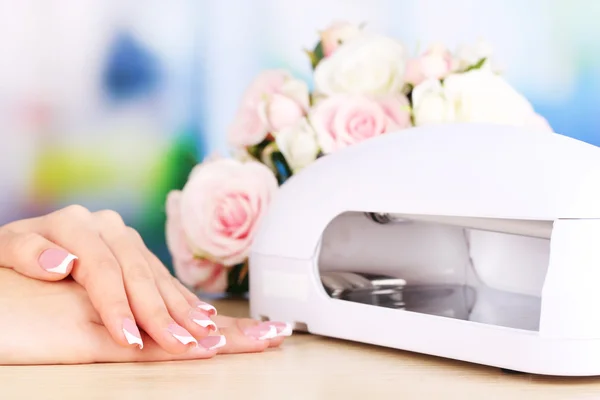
[227,69,309,148]
[319,20,362,57]
[165,191,228,293]
[309,94,411,154]
[405,43,454,86]
[173,157,278,267]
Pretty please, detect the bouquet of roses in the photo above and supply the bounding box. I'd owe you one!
[165,20,552,296]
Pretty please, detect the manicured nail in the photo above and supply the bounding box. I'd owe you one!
[39,249,77,274]
[167,323,197,346]
[194,301,217,316]
[190,310,217,331]
[199,335,226,350]
[122,318,143,349]
[260,321,293,337]
[244,324,278,340]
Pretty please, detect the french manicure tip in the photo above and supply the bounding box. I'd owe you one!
[192,318,217,330]
[279,323,293,337]
[201,335,227,350]
[167,323,198,346]
[45,253,78,274]
[262,325,278,340]
[122,318,144,349]
[172,334,198,347]
[196,302,217,315]
[213,335,226,349]
[244,325,278,340]
[122,328,144,349]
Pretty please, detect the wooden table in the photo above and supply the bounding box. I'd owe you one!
[2,299,600,399]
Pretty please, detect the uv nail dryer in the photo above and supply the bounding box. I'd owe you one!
[248,122,600,376]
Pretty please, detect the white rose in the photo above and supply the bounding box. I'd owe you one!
[454,39,495,71]
[275,118,320,173]
[411,79,455,125]
[412,69,536,127]
[313,33,407,96]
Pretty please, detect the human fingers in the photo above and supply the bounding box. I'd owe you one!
[224,317,290,349]
[90,317,286,361]
[18,206,142,350]
[170,274,218,316]
[0,228,77,281]
[213,317,292,354]
[171,278,290,349]
[128,230,219,341]
[88,324,226,363]
[92,209,201,354]
[96,317,276,359]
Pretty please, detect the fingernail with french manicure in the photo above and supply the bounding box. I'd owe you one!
[261,322,293,337]
[39,248,77,274]
[244,324,278,340]
[194,301,217,316]
[199,335,226,350]
[123,318,143,349]
[190,310,217,331]
[167,323,198,346]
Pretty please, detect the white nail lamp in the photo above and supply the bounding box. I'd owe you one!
[248,122,600,376]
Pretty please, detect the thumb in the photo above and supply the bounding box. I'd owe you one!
[0,229,77,281]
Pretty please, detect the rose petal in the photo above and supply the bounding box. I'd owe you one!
[227,106,269,148]
[165,190,227,289]
[178,158,278,267]
[310,94,406,153]
[193,263,229,294]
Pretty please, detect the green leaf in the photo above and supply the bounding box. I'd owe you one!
[246,138,272,161]
[463,57,487,72]
[304,49,318,70]
[306,41,325,69]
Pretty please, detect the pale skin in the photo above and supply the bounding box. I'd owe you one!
[0,205,288,364]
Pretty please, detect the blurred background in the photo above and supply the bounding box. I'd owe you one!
[1,0,598,270]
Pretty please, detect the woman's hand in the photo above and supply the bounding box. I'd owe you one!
[0,205,291,356]
[0,268,288,364]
